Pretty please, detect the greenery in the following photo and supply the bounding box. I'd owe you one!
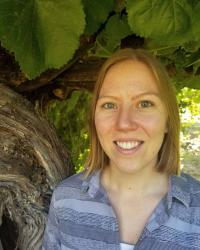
[0,0,85,78]
[47,90,91,172]
[47,88,200,178]
[177,88,200,177]
[0,0,199,90]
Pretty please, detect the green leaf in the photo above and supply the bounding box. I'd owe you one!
[189,0,199,8]
[182,41,200,53]
[145,39,178,56]
[66,91,82,113]
[182,50,200,68]
[191,2,200,42]
[127,0,193,44]
[184,76,200,89]
[0,0,85,79]
[173,73,200,90]
[93,15,132,57]
[83,0,114,35]
[114,0,127,13]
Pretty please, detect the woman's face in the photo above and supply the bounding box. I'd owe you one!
[95,59,168,175]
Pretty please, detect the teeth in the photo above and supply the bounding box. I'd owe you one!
[116,141,141,149]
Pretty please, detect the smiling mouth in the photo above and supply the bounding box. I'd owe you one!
[114,140,144,150]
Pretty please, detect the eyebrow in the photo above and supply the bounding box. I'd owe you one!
[98,92,161,100]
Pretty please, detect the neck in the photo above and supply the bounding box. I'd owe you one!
[101,165,169,198]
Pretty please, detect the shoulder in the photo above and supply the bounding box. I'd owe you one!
[183,172,200,186]
[168,173,200,229]
[173,172,200,192]
[181,172,200,192]
[51,171,89,205]
[182,173,200,206]
[56,171,85,189]
[172,172,200,208]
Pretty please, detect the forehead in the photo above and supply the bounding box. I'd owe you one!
[99,59,159,96]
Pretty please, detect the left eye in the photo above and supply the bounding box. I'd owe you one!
[138,100,154,108]
[102,102,117,109]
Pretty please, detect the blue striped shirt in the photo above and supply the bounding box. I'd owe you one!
[42,171,200,249]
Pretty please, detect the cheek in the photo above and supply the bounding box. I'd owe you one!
[94,115,113,152]
[95,116,109,136]
[95,112,115,135]
[140,113,167,136]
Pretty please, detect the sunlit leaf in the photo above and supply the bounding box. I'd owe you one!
[127,0,193,44]
[0,0,85,79]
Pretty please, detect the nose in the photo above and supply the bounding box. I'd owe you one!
[116,106,139,131]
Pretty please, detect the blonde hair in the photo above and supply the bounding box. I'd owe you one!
[85,48,180,177]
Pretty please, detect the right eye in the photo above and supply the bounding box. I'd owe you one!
[101,102,117,110]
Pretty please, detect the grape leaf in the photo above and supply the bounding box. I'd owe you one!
[93,15,132,57]
[182,41,200,53]
[191,2,200,43]
[145,39,179,56]
[174,75,200,90]
[66,91,82,113]
[189,0,199,8]
[114,0,127,13]
[0,0,85,79]
[127,0,193,44]
[83,0,114,35]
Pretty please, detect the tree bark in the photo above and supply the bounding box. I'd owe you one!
[0,84,74,250]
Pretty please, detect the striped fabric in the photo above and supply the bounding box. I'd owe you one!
[42,171,200,250]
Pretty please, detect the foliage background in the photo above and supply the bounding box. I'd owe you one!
[177,88,200,177]
[47,90,91,172]
[1,0,200,90]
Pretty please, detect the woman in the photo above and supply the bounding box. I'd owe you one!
[42,49,200,250]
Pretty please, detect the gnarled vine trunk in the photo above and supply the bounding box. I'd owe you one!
[0,84,74,250]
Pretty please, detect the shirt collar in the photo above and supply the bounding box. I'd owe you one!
[88,171,102,197]
[82,171,192,208]
[81,170,102,198]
